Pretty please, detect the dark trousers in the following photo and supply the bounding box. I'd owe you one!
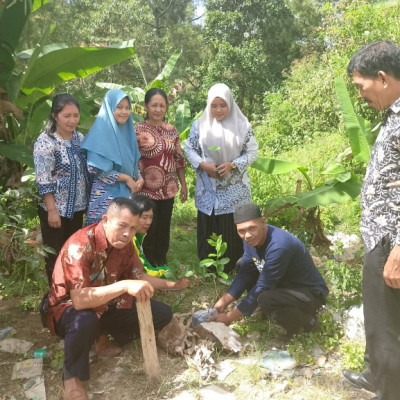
[38,206,85,285]
[363,235,400,400]
[257,287,324,336]
[143,198,174,266]
[197,210,243,273]
[55,299,172,381]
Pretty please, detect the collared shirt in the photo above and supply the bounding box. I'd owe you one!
[136,121,186,200]
[227,225,329,316]
[47,221,143,334]
[34,130,90,218]
[184,120,258,215]
[361,97,400,252]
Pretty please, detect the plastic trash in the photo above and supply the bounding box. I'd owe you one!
[191,308,218,328]
[260,350,297,373]
[0,326,13,340]
[33,348,46,359]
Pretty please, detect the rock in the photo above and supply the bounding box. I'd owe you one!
[1,338,33,354]
[316,355,326,367]
[343,305,365,342]
[312,256,322,266]
[170,391,197,400]
[301,367,313,379]
[12,358,43,380]
[199,384,237,400]
[311,345,327,357]
[194,322,242,353]
[217,360,236,381]
[23,375,46,400]
[327,232,362,261]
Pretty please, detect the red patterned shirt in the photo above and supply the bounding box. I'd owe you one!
[47,221,143,335]
[136,121,186,200]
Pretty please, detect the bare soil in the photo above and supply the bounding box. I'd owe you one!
[0,291,375,400]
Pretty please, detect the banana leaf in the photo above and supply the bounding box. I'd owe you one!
[18,40,135,104]
[175,100,191,134]
[251,156,300,175]
[335,76,372,163]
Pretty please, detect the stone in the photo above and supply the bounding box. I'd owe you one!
[0,338,33,354]
[217,360,236,381]
[23,375,46,400]
[200,384,237,400]
[194,322,242,353]
[170,391,197,400]
[327,232,362,261]
[343,305,365,342]
[12,358,43,380]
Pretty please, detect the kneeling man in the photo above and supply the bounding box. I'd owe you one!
[47,197,188,399]
[212,203,329,336]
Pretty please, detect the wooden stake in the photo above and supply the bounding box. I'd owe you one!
[136,300,161,382]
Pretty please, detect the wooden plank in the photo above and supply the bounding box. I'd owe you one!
[136,300,161,382]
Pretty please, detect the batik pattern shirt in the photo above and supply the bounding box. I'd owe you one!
[47,221,143,335]
[184,120,258,215]
[34,131,90,218]
[136,121,186,200]
[361,97,400,252]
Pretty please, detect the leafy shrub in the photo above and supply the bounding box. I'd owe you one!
[322,258,362,310]
[199,233,230,281]
[0,185,47,296]
[339,341,365,372]
[288,310,343,364]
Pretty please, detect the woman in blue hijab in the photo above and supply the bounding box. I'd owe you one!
[82,89,143,225]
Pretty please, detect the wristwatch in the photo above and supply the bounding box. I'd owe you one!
[231,162,237,170]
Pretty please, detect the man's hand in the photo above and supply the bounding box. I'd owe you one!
[125,280,154,302]
[71,279,155,310]
[384,244,400,288]
[210,312,233,325]
[172,277,192,289]
[210,307,243,326]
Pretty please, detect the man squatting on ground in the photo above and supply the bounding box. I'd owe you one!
[211,203,329,336]
[341,41,400,400]
[46,197,191,400]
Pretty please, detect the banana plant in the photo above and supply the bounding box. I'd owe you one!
[0,0,136,174]
[249,76,374,244]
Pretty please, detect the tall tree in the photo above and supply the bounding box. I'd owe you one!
[201,0,301,115]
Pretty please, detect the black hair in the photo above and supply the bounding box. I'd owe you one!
[144,88,168,120]
[130,193,155,215]
[107,197,141,217]
[43,93,80,137]
[347,41,400,79]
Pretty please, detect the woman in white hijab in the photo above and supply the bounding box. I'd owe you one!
[185,83,258,273]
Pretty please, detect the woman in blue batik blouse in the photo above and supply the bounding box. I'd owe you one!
[34,93,91,284]
[184,83,258,273]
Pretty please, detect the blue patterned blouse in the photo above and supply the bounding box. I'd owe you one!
[184,120,258,215]
[34,130,90,218]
